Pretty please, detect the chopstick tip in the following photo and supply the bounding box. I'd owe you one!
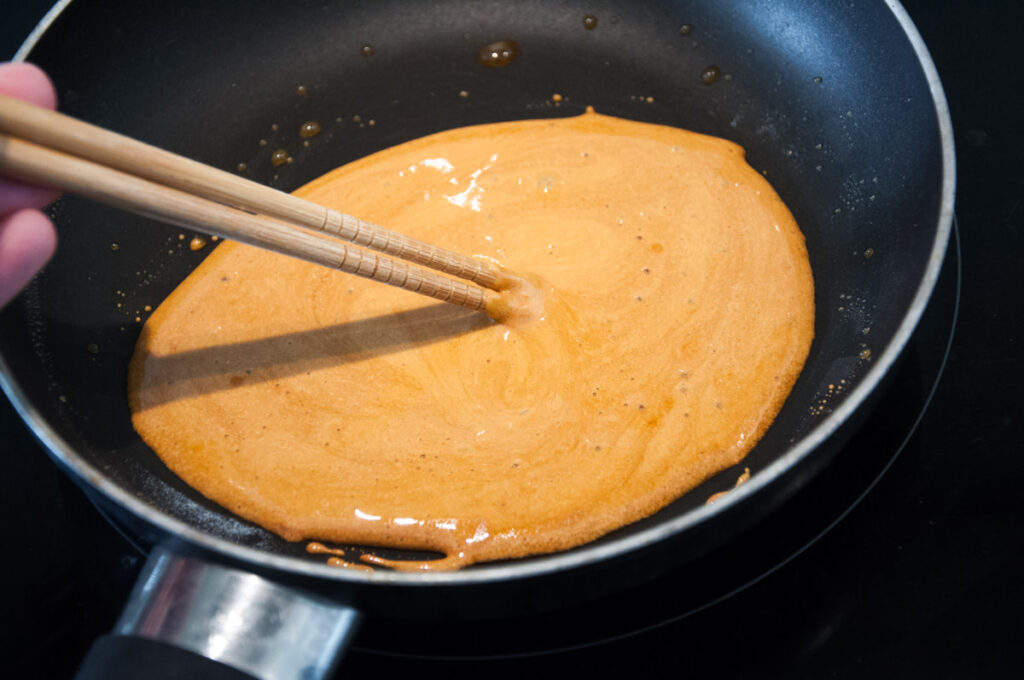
[483,273,545,324]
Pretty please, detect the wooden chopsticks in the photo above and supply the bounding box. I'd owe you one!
[0,94,520,315]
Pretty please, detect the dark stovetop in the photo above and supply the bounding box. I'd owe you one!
[2,1,1022,677]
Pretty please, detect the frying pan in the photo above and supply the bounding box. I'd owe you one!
[1,0,953,677]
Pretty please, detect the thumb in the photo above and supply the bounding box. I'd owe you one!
[0,209,57,308]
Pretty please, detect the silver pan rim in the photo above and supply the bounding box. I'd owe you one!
[2,0,955,587]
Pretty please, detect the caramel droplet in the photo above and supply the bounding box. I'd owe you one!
[271,149,290,166]
[296,85,308,96]
[190,237,207,251]
[679,24,693,35]
[583,14,598,30]
[701,66,721,85]
[361,43,375,57]
[307,541,346,557]
[300,121,322,138]
[477,40,519,68]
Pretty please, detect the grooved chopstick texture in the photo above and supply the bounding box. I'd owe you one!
[0,94,510,290]
[0,95,525,315]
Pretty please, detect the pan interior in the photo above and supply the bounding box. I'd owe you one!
[1,0,946,579]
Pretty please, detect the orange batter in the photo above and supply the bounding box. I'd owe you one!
[128,110,814,570]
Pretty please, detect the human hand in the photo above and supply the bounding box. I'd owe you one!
[0,62,59,308]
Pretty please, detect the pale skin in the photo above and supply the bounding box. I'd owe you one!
[0,62,59,308]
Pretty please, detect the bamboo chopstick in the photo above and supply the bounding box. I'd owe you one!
[0,94,524,315]
[0,94,514,291]
[0,133,501,313]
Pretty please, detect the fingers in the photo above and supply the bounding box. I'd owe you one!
[0,63,62,209]
[0,179,61,215]
[0,63,60,307]
[0,61,57,109]
[0,208,57,308]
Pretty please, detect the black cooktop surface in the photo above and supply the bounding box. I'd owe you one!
[2,1,1022,677]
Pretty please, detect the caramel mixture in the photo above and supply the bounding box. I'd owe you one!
[128,110,814,570]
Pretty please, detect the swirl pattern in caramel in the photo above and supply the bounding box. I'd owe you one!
[128,110,814,570]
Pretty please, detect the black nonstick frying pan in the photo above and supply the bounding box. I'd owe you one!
[1,1,953,677]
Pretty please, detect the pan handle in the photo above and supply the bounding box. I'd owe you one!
[74,546,362,680]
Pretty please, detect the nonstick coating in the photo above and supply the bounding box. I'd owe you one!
[0,0,952,612]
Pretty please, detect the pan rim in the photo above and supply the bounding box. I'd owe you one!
[2,0,955,587]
